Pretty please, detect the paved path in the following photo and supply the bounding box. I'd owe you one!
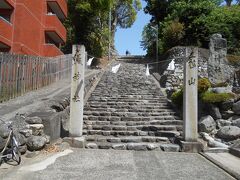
[0,149,235,180]
[0,70,99,121]
[204,153,240,179]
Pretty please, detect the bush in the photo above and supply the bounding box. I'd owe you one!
[198,78,211,93]
[171,89,183,106]
[201,92,234,103]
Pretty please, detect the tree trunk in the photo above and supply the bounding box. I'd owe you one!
[225,0,232,6]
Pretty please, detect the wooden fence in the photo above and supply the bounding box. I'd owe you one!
[0,53,72,102]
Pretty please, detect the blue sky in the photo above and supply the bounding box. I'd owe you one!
[115,0,151,55]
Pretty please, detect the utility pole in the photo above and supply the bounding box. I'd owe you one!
[108,8,111,61]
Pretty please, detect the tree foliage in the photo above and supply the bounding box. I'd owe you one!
[62,0,141,57]
[142,0,240,57]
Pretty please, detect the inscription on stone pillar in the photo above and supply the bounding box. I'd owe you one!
[183,47,198,142]
[70,45,85,137]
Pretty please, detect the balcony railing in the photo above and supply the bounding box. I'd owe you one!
[45,14,66,42]
[0,16,12,46]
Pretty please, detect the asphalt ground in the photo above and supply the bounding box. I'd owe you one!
[0,149,236,180]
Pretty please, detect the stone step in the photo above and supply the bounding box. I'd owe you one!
[89,95,165,99]
[84,120,183,126]
[87,99,168,103]
[83,111,177,117]
[87,100,168,104]
[90,93,163,97]
[85,142,180,152]
[83,129,182,137]
[83,124,182,131]
[83,62,182,152]
[83,108,175,113]
[88,97,167,101]
[85,135,170,143]
[83,116,181,121]
[85,104,170,109]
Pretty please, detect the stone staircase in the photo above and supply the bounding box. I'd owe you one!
[83,60,183,151]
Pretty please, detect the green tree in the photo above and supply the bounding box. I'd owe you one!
[161,20,185,51]
[111,0,141,45]
[141,23,159,55]
[63,0,112,56]
[63,0,141,57]
[225,0,233,6]
[142,0,240,57]
[143,0,176,23]
[201,5,240,54]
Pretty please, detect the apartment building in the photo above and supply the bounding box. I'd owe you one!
[0,0,67,57]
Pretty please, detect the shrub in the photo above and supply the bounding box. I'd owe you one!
[171,89,183,106]
[201,92,234,103]
[198,78,211,93]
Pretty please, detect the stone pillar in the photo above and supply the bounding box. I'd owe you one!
[69,45,85,137]
[180,47,202,153]
[183,47,198,142]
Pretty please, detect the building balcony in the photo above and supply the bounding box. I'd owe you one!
[43,44,63,57]
[0,0,14,9]
[47,0,67,21]
[0,16,12,48]
[45,14,66,42]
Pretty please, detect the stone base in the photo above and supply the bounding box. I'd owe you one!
[63,137,85,148]
[29,112,61,142]
[229,147,240,158]
[204,148,229,153]
[180,141,203,153]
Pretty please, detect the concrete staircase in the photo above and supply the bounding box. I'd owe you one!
[83,59,183,151]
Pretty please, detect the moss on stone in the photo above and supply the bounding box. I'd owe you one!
[201,92,234,103]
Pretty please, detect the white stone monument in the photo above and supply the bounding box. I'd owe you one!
[70,45,86,137]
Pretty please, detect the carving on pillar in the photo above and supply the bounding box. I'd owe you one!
[72,80,83,103]
[188,77,196,86]
[73,72,81,81]
[73,46,82,65]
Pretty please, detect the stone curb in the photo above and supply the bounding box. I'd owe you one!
[200,152,240,180]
